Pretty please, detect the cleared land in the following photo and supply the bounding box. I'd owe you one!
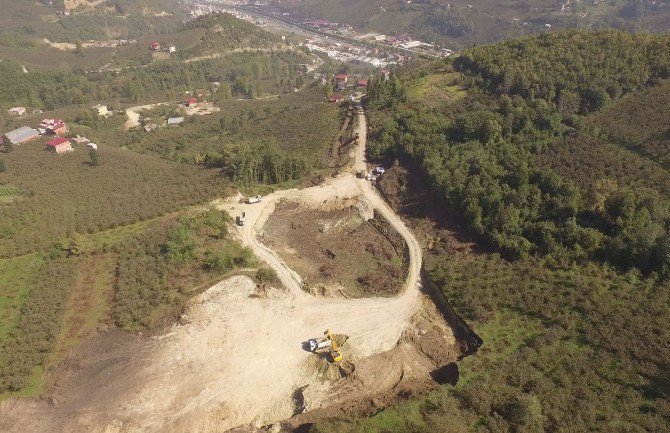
[0,107,469,432]
[264,201,405,297]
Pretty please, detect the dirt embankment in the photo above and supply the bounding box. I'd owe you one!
[263,200,405,298]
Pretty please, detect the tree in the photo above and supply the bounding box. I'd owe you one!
[65,233,89,256]
[89,148,101,166]
[0,159,5,172]
[324,77,333,99]
[3,140,13,153]
[74,41,84,57]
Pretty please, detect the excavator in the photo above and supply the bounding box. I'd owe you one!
[307,329,342,363]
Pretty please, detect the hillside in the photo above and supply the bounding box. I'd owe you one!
[308,29,670,432]
[276,0,670,48]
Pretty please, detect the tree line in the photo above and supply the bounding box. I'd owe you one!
[365,30,670,275]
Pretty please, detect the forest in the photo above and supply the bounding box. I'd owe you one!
[365,30,670,275]
[310,29,670,433]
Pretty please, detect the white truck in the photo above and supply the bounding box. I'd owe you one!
[307,337,332,353]
[246,195,262,204]
[236,212,246,226]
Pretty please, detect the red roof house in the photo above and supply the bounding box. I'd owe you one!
[334,74,349,83]
[357,79,368,87]
[187,97,197,107]
[47,137,73,154]
[47,120,67,136]
[150,41,160,51]
[328,94,344,103]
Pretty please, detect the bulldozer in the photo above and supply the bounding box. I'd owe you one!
[307,329,343,363]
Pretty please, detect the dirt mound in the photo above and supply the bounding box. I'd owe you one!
[264,200,405,298]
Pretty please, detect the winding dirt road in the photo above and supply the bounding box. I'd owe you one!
[0,105,441,433]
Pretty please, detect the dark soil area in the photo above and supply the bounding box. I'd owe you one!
[263,201,405,297]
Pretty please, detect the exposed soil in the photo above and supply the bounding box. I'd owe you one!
[263,201,405,298]
[376,164,489,256]
[0,104,479,433]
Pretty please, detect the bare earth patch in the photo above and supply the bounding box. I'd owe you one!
[264,200,405,298]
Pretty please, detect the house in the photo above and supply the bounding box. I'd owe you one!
[150,41,161,51]
[328,94,344,103]
[40,119,67,135]
[48,121,67,136]
[187,97,198,107]
[167,117,184,125]
[380,69,391,81]
[7,107,26,116]
[92,104,108,117]
[47,137,74,154]
[357,79,368,88]
[334,74,349,91]
[165,45,176,53]
[3,126,39,145]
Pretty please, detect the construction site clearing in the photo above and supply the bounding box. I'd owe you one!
[263,199,406,298]
[0,106,481,433]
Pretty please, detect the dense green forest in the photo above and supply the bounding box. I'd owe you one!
[312,28,670,432]
[366,30,670,275]
[0,47,308,110]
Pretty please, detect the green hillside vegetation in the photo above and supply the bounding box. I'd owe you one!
[0,0,186,43]
[175,13,282,59]
[0,46,310,110]
[313,252,670,432]
[366,30,670,275]
[313,29,670,433]
[590,79,670,166]
[0,141,228,257]
[278,0,670,48]
[80,86,340,181]
[0,208,253,394]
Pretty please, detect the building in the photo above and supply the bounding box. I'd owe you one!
[72,135,90,144]
[40,119,68,135]
[150,41,161,51]
[7,107,26,116]
[357,79,368,88]
[165,45,176,53]
[187,97,197,108]
[48,121,67,136]
[328,94,344,103]
[3,126,39,145]
[92,104,108,117]
[334,74,349,91]
[167,117,184,125]
[47,137,74,154]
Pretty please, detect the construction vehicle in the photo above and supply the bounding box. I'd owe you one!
[236,212,246,226]
[307,329,342,362]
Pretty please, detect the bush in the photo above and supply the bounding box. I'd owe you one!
[256,266,278,284]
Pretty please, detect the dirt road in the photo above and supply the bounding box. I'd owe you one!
[0,105,454,433]
[124,102,169,130]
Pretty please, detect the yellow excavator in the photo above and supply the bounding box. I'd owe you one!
[307,329,343,363]
[325,329,343,363]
